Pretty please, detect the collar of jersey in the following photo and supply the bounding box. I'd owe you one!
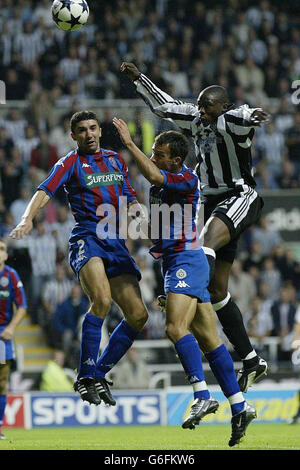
[78,147,103,161]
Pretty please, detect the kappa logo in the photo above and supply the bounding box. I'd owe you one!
[83,358,95,366]
[56,158,65,167]
[175,280,190,288]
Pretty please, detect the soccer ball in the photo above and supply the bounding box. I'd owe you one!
[51,0,89,32]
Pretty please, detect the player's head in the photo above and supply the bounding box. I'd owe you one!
[151,130,188,172]
[197,85,230,124]
[0,238,8,267]
[70,110,101,154]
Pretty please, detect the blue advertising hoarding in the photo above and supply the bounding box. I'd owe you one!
[30,392,163,427]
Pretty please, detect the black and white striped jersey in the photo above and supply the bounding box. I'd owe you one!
[135,73,260,196]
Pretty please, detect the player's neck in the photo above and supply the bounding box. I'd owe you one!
[0,262,5,272]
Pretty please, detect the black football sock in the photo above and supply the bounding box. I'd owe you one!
[202,247,216,281]
[213,293,259,368]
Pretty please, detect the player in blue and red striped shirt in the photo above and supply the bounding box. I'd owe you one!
[10,110,148,407]
[113,117,256,447]
[0,238,27,439]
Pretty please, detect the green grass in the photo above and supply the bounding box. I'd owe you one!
[0,424,299,450]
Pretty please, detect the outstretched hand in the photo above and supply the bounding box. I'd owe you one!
[120,62,140,81]
[9,218,33,239]
[250,109,270,126]
[113,117,133,147]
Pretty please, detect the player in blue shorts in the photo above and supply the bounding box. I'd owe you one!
[10,110,148,407]
[0,239,27,440]
[113,117,256,446]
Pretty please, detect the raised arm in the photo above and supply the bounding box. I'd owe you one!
[113,117,164,186]
[9,189,50,239]
[120,62,198,130]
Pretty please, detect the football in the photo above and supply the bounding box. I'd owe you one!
[51,0,89,32]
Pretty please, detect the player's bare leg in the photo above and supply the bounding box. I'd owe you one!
[93,274,148,404]
[79,256,112,318]
[191,301,222,353]
[74,257,112,405]
[109,273,148,332]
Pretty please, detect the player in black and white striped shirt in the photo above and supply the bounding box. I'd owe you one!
[121,62,269,393]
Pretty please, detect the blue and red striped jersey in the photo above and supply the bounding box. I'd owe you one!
[38,148,137,235]
[0,265,27,328]
[149,165,201,258]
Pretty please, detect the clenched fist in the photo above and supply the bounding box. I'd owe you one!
[120,62,140,81]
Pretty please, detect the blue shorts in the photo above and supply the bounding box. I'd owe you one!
[69,231,141,281]
[0,333,15,361]
[161,249,210,303]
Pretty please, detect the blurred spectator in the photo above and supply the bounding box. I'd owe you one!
[40,263,74,344]
[0,108,27,141]
[270,285,297,360]
[146,299,166,339]
[113,347,152,389]
[162,58,190,98]
[244,296,273,353]
[243,240,265,273]
[127,109,155,156]
[92,58,118,99]
[30,131,59,172]
[260,257,282,300]
[0,127,14,160]
[46,205,74,258]
[100,109,124,151]
[15,124,40,170]
[136,255,157,308]
[51,284,88,368]
[0,193,7,225]
[9,185,31,225]
[5,67,26,100]
[271,247,300,292]
[0,150,24,208]
[235,56,265,92]
[255,122,286,180]
[285,111,300,177]
[251,215,282,257]
[276,159,299,189]
[27,220,57,323]
[228,259,257,315]
[49,114,76,157]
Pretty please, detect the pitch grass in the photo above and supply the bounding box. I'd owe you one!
[0,424,299,451]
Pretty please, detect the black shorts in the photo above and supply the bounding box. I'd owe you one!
[203,185,264,264]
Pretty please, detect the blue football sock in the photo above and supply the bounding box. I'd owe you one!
[77,312,104,379]
[95,319,139,378]
[0,394,7,426]
[175,334,210,400]
[205,344,245,415]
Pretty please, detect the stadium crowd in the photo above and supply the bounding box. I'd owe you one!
[0,0,299,368]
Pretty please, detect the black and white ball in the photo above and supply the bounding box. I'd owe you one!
[52,0,89,32]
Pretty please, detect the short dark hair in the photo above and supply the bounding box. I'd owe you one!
[70,110,100,133]
[155,130,188,164]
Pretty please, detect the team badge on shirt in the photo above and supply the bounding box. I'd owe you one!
[176,269,187,279]
[0,276,9,287]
